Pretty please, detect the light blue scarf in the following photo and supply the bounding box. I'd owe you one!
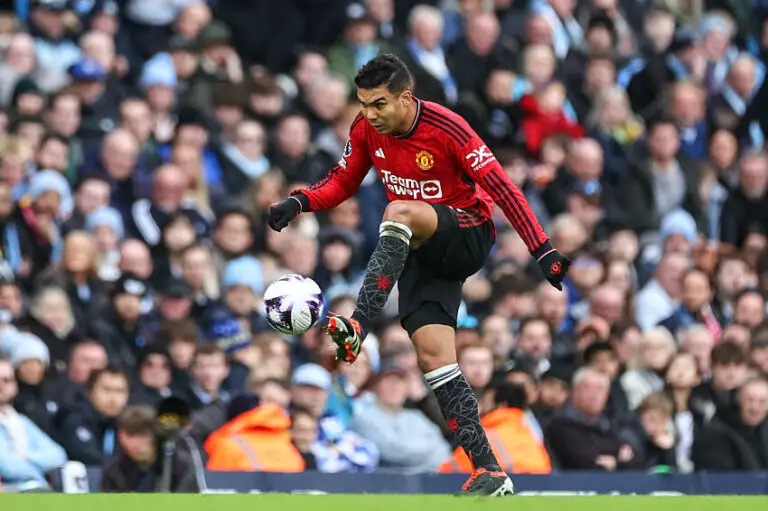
[406,38,457,104]
[221,143,270,180]
[3,223,21,274]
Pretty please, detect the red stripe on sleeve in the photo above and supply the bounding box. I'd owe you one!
[480,169,548,252]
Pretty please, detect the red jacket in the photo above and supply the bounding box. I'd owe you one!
[519,94,584,156]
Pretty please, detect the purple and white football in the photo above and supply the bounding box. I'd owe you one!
[263,274,323,335]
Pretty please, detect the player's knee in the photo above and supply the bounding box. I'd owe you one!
[415,343,456,373]
[382,200,416,227]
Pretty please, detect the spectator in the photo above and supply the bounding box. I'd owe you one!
[220,256,267,336]
[89,273,148,368]
[621,327,677,410]
[0,356,67,487]
[118,239,154,285]
[0,33,68,107]
[398,5,456,104]
[129,164,210,249]
[689,341,750,426]
[216,120,270,197]
[62,177,111,235]
[659,267,723,340]
[547,367,636,470]
[583,341,630,424]
[622,392,677,470]
[69,58,120,145]
[22,285,84,373]
[85,206,124,281]
[29,0,82,72]
[440,381,552,474]
[141,276,194,341]
[609,116,703,235]
[290,406,320,470]
[211,208,255,271]
[291,363,378,473]
[635,252,688,331]
[86,128,140,216]
[8,332,58,436]
[586,85,644,182]
[693,377,768,470]
[56,365,129,465]
[14,169,71,275]
[181,344,230,412]
[101,404,205,492]
[732,288,766,328]
[328,4,390,87]
[664,352,701,472]
[155,319,198,389]
[180,243,219,319]
[205,393,304,472]
[130,346,174,407]
[45,91,84,181]
[351,358,449,473]
[534,365,572,427]
[720,151,768,248]
[513,317,552,376]
[57,339,108,408]
[457,343,495,392]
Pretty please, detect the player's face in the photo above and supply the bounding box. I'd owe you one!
[357,86,411,134]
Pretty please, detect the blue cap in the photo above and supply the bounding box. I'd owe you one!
[660,208,698,245]
[291,363,332,390]
[85,206,125,240]
[29,170,71,202]
[10,333,50,368]
[205,311,251,354]
[223,256,263,294]
[69,58,105,81]
[141,53,177,90]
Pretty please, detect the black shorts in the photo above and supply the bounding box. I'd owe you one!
[399,203,494,336]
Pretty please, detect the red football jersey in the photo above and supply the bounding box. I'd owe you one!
[297,99,548,252]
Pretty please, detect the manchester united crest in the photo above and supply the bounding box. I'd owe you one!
[416,150,434,171]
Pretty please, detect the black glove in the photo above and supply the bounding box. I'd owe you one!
[268,195,305,232]
[533,240,570,291]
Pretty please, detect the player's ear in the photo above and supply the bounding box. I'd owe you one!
[399,90,412,106]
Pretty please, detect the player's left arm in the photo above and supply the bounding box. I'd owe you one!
[455,128,571,289]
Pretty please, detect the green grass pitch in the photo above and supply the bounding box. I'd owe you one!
[1,494,766,511]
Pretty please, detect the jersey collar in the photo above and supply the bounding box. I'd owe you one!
[393,97,422,139]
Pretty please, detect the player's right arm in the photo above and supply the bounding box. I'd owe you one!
[268,114,373,231]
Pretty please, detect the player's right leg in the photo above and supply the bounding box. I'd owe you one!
[327,200,438,363]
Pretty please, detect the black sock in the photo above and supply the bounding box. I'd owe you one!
[425,363,500,471]
[351,220,411,338]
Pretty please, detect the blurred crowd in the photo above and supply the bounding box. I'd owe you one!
[1,0,768,493]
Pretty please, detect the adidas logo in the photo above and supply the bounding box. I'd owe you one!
[375,148,385,158]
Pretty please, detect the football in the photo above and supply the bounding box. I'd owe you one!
[263,274,323,335]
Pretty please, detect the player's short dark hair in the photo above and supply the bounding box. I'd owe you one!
[354,54,413,93]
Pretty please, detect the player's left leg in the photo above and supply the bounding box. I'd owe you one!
[409,321,514,496]
[327,200,438,362]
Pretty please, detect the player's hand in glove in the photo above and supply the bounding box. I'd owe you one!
[534,240,571,291]
[268,195,305,231]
